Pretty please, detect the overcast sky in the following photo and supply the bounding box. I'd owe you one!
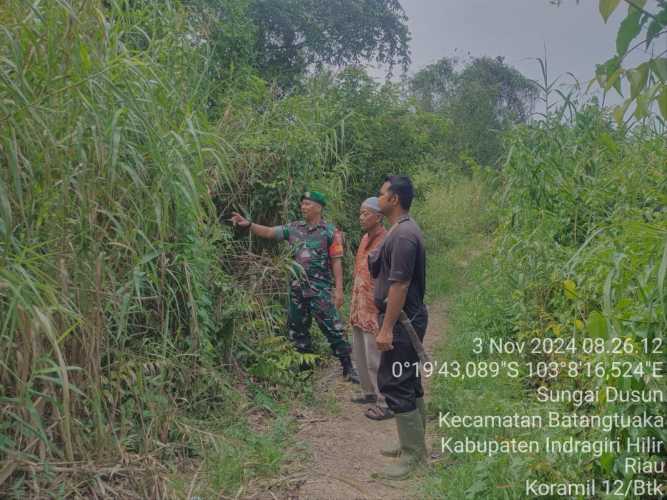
[375,0,664,105]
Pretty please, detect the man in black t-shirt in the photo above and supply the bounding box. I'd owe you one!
[368,175,428,480]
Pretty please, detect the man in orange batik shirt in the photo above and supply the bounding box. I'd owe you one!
[349,197,392,420]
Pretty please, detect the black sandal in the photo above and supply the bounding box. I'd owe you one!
[365,405,394,421]
[351,393,377,404]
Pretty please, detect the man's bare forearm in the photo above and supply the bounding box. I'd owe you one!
[383,281,409,332]
[332,257,343,291]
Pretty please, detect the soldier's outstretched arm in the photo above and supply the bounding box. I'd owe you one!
[229,212,277,239]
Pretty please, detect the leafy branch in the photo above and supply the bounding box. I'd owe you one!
[594,0,667,122]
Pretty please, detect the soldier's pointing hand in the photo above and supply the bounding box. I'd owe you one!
[230,212,251,228]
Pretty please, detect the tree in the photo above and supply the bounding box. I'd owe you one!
[408,57,456,112]
[410,56,538,167]
[190,0,412,86]
[188,0,258,73]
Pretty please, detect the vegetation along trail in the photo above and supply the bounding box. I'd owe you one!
[2,1,666,498]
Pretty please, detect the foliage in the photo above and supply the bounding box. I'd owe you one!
[5,0,627,497]
[250,0,411,84]
[0,1,235,488]
[413,167,495,255]
[496,106,665,493]
[552,0,667,123]
[594,0,667,123]
[0,0,454,494]
[310,68,449,236]
[186,0,259,80]
[0,0,405,494]
[409,56,538,167]
[423,104,666,498]
[189,0,411,87]
[408,57,456,112]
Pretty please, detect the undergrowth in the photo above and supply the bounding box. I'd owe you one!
[419,108,666,499]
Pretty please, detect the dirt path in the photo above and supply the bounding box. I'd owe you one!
[284,301,448,500]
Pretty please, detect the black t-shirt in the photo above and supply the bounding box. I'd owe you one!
[369,215,427,333]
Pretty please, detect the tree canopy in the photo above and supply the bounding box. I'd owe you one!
[191,0,412,86]
[409,56,538,167]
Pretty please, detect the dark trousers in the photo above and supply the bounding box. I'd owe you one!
[286,285,351,360]
[377,307,428,414]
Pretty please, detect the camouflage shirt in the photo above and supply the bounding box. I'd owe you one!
[274,220,344,295]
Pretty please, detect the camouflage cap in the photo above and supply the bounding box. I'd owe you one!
[301,190,327,207]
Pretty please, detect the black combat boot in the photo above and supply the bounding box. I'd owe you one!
[340,356,360,384]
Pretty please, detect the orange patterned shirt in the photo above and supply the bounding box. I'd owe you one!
[349,227,387,334]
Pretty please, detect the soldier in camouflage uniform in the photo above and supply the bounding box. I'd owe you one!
[230,191,359,383]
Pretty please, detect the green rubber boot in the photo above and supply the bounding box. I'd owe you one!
[380,398,426,457]
[379,409,427,480]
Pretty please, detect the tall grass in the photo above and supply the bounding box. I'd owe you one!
[0,0,232,487]
[412,166,496,298]
[420,106,666,499]
[0,0,365,495]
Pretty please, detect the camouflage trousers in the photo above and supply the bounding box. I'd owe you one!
[287,285,351,360]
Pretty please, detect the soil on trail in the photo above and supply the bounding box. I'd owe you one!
[285,301,447,500]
